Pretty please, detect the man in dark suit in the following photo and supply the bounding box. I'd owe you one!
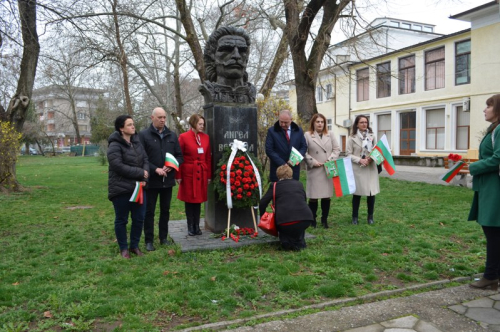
[265,110,307,182]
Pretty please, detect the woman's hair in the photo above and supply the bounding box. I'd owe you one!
[486,94,500,133]
[276,164,293,180]
[351,115,372,136]
[189,114,205,129]
[114,115,133,134]
[308,113,328,135]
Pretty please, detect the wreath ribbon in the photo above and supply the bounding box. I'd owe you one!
[225,139,262,209]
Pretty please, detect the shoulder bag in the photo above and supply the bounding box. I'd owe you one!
[258,182,278,237]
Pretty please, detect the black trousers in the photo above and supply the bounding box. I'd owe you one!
[185,202,201,224]
[482,226,500,280]
[144,187,172,243]
[277,221,312,251]
[352,195,375,217]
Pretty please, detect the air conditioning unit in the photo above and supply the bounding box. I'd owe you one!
[343,119,352,128]
[462,97,470,112]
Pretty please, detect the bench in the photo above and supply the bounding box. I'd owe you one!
[443,157,478,186]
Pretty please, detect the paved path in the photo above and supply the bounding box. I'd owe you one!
[173,165,496,332]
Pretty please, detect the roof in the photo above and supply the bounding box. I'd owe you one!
[450,1,498,21]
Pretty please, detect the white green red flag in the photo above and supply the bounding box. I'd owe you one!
[441,161,466,183]
[332,157,356,197]
[370,134,396,175]
[288,147,304,166]
[129,181,144,204]
[165,152,179,171]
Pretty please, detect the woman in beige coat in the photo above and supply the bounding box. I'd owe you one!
[304,113,340,228]
[346,115,380,225]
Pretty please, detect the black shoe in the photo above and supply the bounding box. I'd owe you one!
[194,222,202,235]
[145,243,155,251]
[352,217,358,225]
[160,238,172,245]
[367,215,374,225]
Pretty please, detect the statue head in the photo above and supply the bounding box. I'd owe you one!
[204,26,251,85]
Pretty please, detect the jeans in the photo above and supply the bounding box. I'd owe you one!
[144,187,172,243]
[112,194,146,251]
[482,226,500,280]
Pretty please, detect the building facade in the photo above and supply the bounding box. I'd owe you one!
[33,85,105,147]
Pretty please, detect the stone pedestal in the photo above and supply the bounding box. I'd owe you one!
[204,103,258,233]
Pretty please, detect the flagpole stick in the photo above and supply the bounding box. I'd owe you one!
[226,209,231,238]
[250,207,258,234]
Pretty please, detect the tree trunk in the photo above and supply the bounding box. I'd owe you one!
[3,0,40,192]
[175,0,205,82]
[111,0,133,115]
[173,17,183,124]
[259,33,289,99]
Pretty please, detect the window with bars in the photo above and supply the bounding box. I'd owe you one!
[357,68,369,101]
[399,55,415,94]
[426,108,445,149]
[377,62,391,98]
[327,118,332,131]
[425,47,445,90]
[455,40,471,85]
[326,84,333,99]
[456,106,470,150]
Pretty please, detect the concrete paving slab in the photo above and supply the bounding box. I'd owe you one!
[381,316,419,328]
[462,297,494,308]
[465,308,500,324]
[413,320,442,332]
[344,323,384,332]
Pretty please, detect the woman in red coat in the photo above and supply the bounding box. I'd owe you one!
[175,114,212,236]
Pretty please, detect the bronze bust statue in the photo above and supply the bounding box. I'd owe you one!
[200,26,256,104]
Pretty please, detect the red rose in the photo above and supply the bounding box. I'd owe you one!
[230,178,234,184]
[239,156,246,160]
[243,172,249,177]
[236,169,242,176]
[236,194,243,200]
[239,163,244,168]
[221,164,227,170]
[241,177,247,183]
[231,185,236,191]
[246,191,252,197]
[230,172,235,178]
[237,188,243,193]
[245,160,250,165]
[250,184,255,190]
[243,184,249,190]
[234,181,241,187]
[236,176,242,182]
[230,165,235,170]
[220,171,225,177]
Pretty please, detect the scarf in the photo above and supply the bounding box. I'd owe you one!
[357,130,373,158]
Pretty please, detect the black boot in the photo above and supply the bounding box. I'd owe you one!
[187,220,196,236]
[194,204,202,235]
[321,199,330,228]
[352,217,358,225]
[367,215,374,225]
[308,200,318,228]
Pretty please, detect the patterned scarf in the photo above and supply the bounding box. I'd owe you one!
[357,130,373,158]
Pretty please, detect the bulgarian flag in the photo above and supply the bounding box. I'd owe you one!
[441,160,466,183]
[371,134,396,175]
[332,157,356,197]
[165,152,179,171]
[129,181,144,204]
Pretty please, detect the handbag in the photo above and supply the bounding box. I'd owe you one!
[258,182,278,236]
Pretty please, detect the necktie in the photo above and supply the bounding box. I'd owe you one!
[285,130,290,143]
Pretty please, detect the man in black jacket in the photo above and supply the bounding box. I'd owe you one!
[139,107,183,251]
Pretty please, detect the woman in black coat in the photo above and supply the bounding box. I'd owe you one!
[259,165,313,250]
[108,115,149,259]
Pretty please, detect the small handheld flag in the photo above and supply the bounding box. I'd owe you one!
[288,147,304,166]
[370,134,395,175]
[165,152,179,171]
[332,157,356,197]
[441,161,466,183]
[324,160,338,179]
[130,181,144,204]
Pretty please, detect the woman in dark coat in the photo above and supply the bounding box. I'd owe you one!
[108,115,149,259]
[468,94,500,290]
[175,114,212,236]
[259,165,313,250]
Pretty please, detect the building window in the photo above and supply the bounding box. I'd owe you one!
[78,112,85,120]
[455,40,471,85]
[377,62,391,98]
[357,68,369,102]
[377,114,391,147]
[413,24,422,31]
[426,108,445,149]
[425,47,445,90]
[327,118,333,132]
[456,106,470,150]
[423,26,433,32]
[316,86,323,102]
[326,84,333,99]
[390,21,400,28]
[47,111,55,119]
[78,125,88,132]
[399,55,415,95]
[402,22,411,29]
[47,124,55,132]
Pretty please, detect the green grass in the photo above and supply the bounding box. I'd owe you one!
[0,156,483,331]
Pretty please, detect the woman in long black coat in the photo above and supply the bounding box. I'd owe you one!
[259,165,313,250]
[108,115,149,259]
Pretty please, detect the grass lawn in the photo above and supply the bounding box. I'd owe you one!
[0,156,483,331]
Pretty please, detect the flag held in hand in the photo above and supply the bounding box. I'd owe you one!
[165,152,179,171]
[370,134,396,175]
[130,181,144,204]
[332,157,356,197]
[288,147,304,166]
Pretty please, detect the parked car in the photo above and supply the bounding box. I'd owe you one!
[20,147,38,155]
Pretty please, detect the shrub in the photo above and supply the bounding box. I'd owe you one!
[0,121,22,188]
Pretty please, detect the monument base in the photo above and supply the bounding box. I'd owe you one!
[204,103,258,233]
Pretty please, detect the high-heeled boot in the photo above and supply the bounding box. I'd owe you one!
[321,199,330,228]
[308,200,318,228]
[470,277,499,290]
[194,216,202,235]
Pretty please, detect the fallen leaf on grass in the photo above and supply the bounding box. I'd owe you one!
[210,276,216,281]
[382,253,388,256]
[53,216,59,219]
[12,282,19,286]
[168,249,175,256]
[43,311,53,318]
[439,222,444,226]
[163,271,170,275]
